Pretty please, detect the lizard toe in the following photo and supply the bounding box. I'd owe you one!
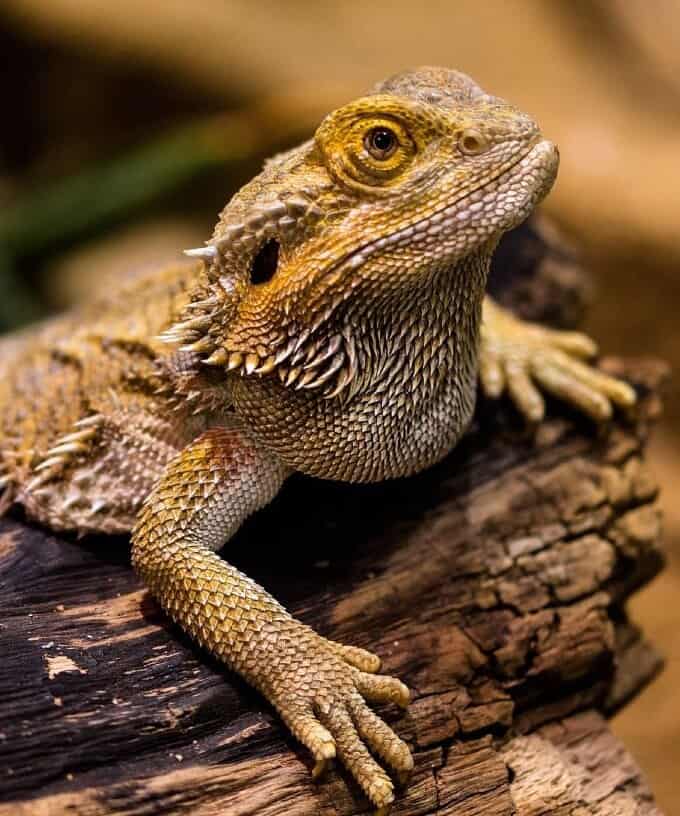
[532,357,613,422]
[353,668,411,708]
[329,639,382,673]
[543,328,598,359]
[504,361,546,423]
[281,705,337,771]
[318,703,395,809]
[349,696,414,777]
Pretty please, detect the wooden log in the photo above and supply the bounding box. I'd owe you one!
[0,217,667,815]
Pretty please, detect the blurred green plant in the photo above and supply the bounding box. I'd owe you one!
[0,116,251,331]
[0,93,322,332]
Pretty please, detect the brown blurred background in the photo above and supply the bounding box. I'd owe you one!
[0,1,678,810]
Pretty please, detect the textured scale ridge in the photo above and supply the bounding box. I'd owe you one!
[0,67,637,811]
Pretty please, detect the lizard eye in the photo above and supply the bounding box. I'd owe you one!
[364,127,398,160]
[315,104,418,191]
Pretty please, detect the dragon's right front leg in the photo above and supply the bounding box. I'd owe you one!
[131,424,413,813]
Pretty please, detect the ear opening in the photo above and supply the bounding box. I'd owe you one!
[250,239,280,285]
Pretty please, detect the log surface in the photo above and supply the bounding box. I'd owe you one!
[0,219,666,815]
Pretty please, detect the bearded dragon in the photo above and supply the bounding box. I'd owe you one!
[0,67,636,812]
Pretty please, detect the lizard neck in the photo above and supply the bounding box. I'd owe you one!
[347,246,490,408]
[230,245,492,482]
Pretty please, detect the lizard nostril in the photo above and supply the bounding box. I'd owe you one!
[458,129,488,156]
[250,239,280,285]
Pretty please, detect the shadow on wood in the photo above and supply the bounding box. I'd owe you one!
[0,217,666,815]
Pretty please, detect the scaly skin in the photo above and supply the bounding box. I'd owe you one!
[0,68,636,811]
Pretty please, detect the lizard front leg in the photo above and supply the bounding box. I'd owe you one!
[479,296,636,423]
[131,425,412,812]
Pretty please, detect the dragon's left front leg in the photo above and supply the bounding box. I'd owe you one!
[131,423,412,813]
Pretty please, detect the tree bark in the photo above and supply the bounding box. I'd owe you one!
[0,217,667,815]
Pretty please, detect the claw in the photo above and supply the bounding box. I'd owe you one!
[311,758,331,780]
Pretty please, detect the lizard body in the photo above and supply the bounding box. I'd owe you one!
[0,68,636,811]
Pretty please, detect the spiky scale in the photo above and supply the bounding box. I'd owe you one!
[325,367,353,400]
[183,246,218,261]
[46,442,88,457]
[205,348,229,366]
[89,498,108,515]
[284,195,309,214]
[181,337,215,354]
[301,351,346,391]
[285,367,301,387]
[303,335,343,371]
[186,297,219,312]
[227,352,244,371]
[74,415,104,429]
[262,200,287,218]
[34,456,65,474]
[254,356,276,375]
[58,429,97,444]
[274,339,297,366]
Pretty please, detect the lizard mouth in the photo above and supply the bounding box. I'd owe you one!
[330,139,559,276]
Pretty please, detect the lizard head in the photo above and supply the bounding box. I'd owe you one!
[166,67,558,398]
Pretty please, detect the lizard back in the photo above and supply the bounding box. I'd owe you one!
[0,259,214,532]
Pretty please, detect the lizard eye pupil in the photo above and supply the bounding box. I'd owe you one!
[365,127,398,159]
[250,238,279,285]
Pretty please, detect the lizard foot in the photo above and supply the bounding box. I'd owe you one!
[480,299,636,423]
[264,627,412,811]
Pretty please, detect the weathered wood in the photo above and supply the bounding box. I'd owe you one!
[0,218,666,815]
